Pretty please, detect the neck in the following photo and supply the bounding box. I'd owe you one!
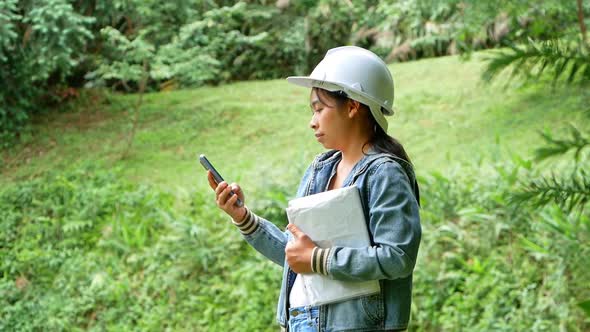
[335,111,374,167]
[338,136,372,167]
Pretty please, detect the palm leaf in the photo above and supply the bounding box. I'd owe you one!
[511,169,590,213]
[534,125,590,162]
[482,39,590,86]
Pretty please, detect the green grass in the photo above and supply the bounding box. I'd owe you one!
[2,52,588,197]
[2,51,589,331]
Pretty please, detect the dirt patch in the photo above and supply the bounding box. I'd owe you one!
[32,91,123,131]
[1,141,54,177]
[15,276,30,290]
[0,89,132,173]
[418,118,434,128]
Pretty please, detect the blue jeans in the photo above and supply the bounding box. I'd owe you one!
[288,306,319,332]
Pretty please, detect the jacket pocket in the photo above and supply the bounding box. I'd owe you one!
[361,292,384,324]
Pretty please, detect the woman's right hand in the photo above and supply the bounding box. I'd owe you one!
[207,170,247,222]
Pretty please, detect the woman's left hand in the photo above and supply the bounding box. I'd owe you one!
[285,224,316,274]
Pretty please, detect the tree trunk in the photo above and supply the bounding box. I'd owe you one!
[577,0,588,46]
[122,59,148,160]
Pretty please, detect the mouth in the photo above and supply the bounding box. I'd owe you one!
[315,133,324,138]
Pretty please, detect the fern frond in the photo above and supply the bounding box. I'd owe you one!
[511,169,590,213]
[535,124,590,162]
[483,39,590,86]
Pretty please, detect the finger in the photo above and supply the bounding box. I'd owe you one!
[285,241,293,253]
[207,171,218,190]
[230,183,245,201]
[217,185,231,205]
[287,223,304,239]
[215,181,228,196]
[230,183,241,195]
[224,191,239,208]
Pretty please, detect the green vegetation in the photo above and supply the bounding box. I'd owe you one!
[3,53,589,185]
[2,0,589,330]
[1,52,589,330]
[3,0,588,146]
[0,166,282,330]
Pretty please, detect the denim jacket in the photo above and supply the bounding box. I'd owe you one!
[237,150,421,331]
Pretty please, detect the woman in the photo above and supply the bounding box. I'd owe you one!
[207,46,421,332]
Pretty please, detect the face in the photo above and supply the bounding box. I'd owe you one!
[309,89,353,150]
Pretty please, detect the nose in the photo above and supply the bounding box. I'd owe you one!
[309,113,318,130]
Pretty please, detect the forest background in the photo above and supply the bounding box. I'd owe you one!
[1,0,589,331]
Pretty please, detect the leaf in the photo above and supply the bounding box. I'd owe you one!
[482,38,590,86]
[519,236,549,255]
[578,299,590,318]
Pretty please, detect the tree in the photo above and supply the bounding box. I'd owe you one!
[87,27,154,159]
[0,0,94,147]
[481,4,590,319]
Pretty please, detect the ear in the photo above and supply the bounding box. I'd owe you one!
[347,100,361,119]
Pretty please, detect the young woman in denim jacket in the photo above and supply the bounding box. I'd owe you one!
[207,46,421,332]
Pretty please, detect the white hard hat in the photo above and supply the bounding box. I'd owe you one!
[287,46,394,131]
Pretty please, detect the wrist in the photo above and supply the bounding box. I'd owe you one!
[231,208,260,236]
[233,207,248,224]
[311,246,332,276]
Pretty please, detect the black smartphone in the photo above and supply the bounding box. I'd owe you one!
[199,154,243,207]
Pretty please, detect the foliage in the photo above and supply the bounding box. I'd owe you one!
[482,39,590,85]
[509,125,590,214]
[535,125,590,162]
[154,2,273,84]
[0,165,170,330]
[0,164,284,330]
[513,169,590,213]
[0,54,589,329]
[0,0,94,147]
[2,155,589,330]
[88,27,154,90]
[413,158,589,331]
[302,0,357,71]
[2,0,306,147]
[480,27,590,327]
[368,0,461,59]
[482,36,590,214]
[89,2,306,88]
[360,0,590,61]
[85,27,154,159]
[3,0,590,147]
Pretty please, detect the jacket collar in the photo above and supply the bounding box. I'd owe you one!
[311,149,397,180]
[309,148,420,205]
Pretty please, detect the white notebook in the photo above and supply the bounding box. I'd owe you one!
[286,186,380,306]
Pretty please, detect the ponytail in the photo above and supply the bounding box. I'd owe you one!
[364,103,421,206]
[365,119,413,167]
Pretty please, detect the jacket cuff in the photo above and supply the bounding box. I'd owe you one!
[231,207,260,235]
[311,247,332,275]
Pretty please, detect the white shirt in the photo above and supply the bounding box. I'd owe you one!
[289,275,312,307]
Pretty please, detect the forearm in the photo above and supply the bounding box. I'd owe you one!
[312,245,416,281]
[232,207,288,266]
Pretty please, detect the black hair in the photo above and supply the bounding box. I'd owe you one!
[312,87,413,166]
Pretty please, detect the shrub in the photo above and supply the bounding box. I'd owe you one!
[412,155,589,331]
[0,0,94,147]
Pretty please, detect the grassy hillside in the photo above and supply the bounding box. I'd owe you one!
[2,53,587,193]
[1,53,589,331]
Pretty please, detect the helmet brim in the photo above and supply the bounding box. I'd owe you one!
[287,76,342,91]
[286,76,394,116]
